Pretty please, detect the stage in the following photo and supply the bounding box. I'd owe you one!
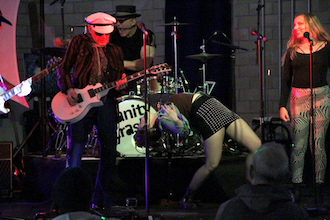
[0,149,330,219]
[0,150,247,219]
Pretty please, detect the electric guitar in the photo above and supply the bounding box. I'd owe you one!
[51,63,172,124]
[0,57,62,114]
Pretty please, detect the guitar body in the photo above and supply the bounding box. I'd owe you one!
[51,63,172,124]
[51,84,105,124]
[0,87,9,114]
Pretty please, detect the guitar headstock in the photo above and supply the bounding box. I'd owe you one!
[147,63,172,79]
[47,57,62,73]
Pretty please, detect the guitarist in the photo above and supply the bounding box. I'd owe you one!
[57,12,127,211]
[0,76,32,114]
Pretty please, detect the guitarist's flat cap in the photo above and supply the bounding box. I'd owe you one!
[85,12,116,34]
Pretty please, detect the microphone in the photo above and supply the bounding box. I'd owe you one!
[206,30,219,44]
[304,32,313,43]
[250,28,267,41]
[138,22,148,36]
[179,69,188,85]
[220,30,233,43]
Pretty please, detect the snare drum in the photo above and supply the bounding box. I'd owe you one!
[116,98,157,157]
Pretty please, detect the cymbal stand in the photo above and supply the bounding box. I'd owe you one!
[170,16,179,95]
[200,39,207,93]
[50,0,66,40]
[13,0,54,159]
[166,16,182,203]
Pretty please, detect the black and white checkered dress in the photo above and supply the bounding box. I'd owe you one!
[190,94,240,140]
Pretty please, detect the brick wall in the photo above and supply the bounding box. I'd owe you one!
[16,0,166,78]
[3,0,330,146]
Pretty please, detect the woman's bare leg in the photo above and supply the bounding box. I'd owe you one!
[225,118,261,181]
[188,128,226,191]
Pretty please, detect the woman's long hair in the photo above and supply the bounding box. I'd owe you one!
[282,13,330,64]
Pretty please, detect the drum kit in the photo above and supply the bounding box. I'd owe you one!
[115,18,227,158]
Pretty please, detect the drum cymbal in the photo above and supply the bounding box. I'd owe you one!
[67,23,87,27]
[186,52,222,61]
[159,21,192,26]
[211,40,249,51]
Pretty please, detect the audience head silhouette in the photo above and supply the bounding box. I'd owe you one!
[250,142,290,185]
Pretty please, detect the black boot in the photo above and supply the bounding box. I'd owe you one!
[316,183,324,205]
[179,189,197,210]
[292,183,303,203]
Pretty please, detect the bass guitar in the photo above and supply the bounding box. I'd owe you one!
[0,57,62,113]
[51,63,172,124]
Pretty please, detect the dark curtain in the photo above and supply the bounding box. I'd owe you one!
[165,0,233,109]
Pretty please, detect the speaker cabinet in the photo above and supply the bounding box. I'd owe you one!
[0,142,12,197]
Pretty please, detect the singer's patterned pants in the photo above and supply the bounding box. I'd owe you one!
[290,86,330,184]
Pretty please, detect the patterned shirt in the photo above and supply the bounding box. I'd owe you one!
[58,34,124,97]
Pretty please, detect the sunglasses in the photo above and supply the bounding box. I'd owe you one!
[116,17,132,24]
[94,31,110,37]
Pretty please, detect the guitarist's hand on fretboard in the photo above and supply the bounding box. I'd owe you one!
[16,80,32,97]
[116,73,127,90]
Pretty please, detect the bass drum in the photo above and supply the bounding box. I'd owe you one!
[116,97,157,157]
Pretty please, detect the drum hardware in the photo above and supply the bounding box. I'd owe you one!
[186,52,222,61]
[211,40,248,51]
[210,37,248,111]
[193,81,216,95]
[66,23,87,27]
[159,16,191,95]
[67,23,88,34]
[44,109,100,158]
[158,21,192,26]
[50,0,67,41]
[43,119,68,158]
[179,68,189,92]
[186,38,222,94]
[133,127,204,157]
[85,125,99,157]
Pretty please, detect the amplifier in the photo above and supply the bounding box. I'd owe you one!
[0,142,12,197]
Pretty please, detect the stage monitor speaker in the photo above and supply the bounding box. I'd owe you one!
[0,142,12,198]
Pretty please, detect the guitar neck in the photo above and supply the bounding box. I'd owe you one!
[1,63,55,101]
[93,69,151,95]
[31,68,49,84]
[87,64,170,98]
[2,86,23,102]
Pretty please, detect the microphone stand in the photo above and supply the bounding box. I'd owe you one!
[257,37,265,143]
[308,41,317,204]
[304,40,328,215]
[142,29,150,216]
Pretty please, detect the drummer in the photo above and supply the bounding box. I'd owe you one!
[110,5,157,95]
